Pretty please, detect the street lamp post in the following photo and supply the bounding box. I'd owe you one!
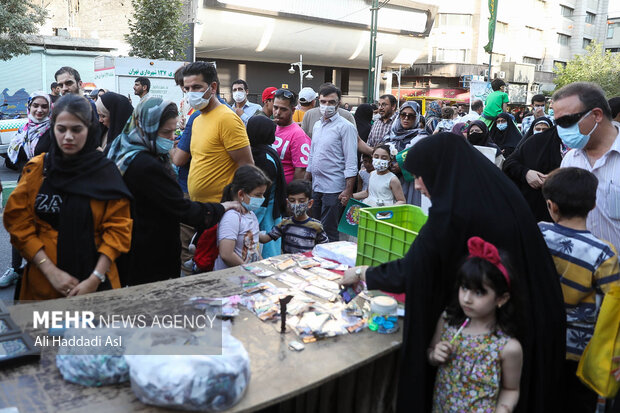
[289,54,313,91]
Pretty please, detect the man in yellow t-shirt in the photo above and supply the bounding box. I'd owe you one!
[172,61,253,203]
[189,106,250,202]
[292,87,317,125]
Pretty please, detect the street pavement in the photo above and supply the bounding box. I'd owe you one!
[0,165,21,303]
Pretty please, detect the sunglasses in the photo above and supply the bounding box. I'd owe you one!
[275,89,294,99]
[555,109,591,128]
[400,113,416,120]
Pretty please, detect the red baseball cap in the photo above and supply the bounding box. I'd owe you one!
[262,87,277,102]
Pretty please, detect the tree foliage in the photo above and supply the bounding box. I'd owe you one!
[125,0,188,60]
[554,42,620,98]
[0,0,47,61]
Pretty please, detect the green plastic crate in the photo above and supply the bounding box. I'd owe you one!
[356,205,428,266]
[2,181,17,208]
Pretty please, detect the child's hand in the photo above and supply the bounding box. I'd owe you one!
[430,341,454,365]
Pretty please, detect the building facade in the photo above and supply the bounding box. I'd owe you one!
[399,0,611,104]
[1,0,613,108]
[605,14,620,52]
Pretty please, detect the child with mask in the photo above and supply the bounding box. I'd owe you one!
[353,145,406,207]
[214,165,271,270]
[260,180,329,251]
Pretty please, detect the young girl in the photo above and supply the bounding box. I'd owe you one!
[428,236,523,413]
[213,165,271,270]
[357,153,374,192]
[353,145,405,206]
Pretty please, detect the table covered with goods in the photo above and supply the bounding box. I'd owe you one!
[0,205,428,413]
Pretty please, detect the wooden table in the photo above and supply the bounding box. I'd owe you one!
[0,265,403,413]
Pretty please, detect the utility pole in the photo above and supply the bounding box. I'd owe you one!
[367,0,379,103]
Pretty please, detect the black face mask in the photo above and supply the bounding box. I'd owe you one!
[468,131,486,146]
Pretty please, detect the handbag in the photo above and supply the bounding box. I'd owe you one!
[576,285,620,398]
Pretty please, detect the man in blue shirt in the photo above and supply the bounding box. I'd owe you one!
[231,79,261,124]
[305,85,358,242]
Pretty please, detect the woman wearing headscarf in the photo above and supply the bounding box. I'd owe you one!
[354,103,374,143]
[384,101,427,205]
[489,113,523,157]
[424,101,442,134]
[502,124,565,222]
[466,120,504,167]
[4,95,133,300]
[450,122,467,138]
[2,92,53,289]
[95,92,133,154]
[247,116,286,258]
[341,133,565,413]
[7,91,52,172]
[107,98,239,286]
[521,116,553,142]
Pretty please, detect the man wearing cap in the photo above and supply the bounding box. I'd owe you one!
[255,87,277,118]
[301,83,356,139]
[273,89,311,183]
[231,79,261,124]
[293,87,317,124]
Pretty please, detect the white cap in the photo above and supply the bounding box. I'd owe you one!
[298,87,317,104]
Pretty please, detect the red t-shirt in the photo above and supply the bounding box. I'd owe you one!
[273,123,311,183]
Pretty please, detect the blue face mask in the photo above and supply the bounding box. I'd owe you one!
[496,122,508,131]
[155,136,174,154]
[556,111,597,150]
[242,195,265,212]
[548,108,554,117]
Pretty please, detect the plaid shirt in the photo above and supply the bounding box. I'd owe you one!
[520,115,535,136]
[521,114,554,136]
[367,113,397,148]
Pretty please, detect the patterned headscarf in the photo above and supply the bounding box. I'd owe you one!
[7,91,51,163]
[390,101,422,137]
[107,97,171,174]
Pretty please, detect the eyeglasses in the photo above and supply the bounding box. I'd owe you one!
[275,89,294,99]
[399,113,416,120]
[555,109,591,128]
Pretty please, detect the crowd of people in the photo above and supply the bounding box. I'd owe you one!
[1,59,620,413]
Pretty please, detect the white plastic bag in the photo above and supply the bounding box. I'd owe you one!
[124,325,250,412]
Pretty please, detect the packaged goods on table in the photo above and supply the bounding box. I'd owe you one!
[124,325,250,412]
[56,328,133,386]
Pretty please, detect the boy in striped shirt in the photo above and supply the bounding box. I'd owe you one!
[539,167,620,412]
[260,180,328,254]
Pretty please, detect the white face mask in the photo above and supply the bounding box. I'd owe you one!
[187,90,212,110]
[319,104,337,118]
[232,90,246,103]
[372,158,389,172]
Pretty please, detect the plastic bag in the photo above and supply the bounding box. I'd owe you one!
[124,325,250,412]
[56,328,132,387]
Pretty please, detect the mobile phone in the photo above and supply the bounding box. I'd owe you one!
[339,282,364,304]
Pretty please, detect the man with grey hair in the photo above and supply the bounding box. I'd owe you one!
[555,82,620,253]
[461,99,484,123]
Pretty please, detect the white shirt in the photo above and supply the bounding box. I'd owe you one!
[560,121,620,251]
[307,113,358,193]
[460,110,482,124]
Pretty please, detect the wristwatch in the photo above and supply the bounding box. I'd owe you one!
[355,267,362,280]
[92,270,106,283]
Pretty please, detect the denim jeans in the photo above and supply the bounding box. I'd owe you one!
[311,192,343,242]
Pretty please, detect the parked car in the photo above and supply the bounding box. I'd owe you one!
[0,117,27,156]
